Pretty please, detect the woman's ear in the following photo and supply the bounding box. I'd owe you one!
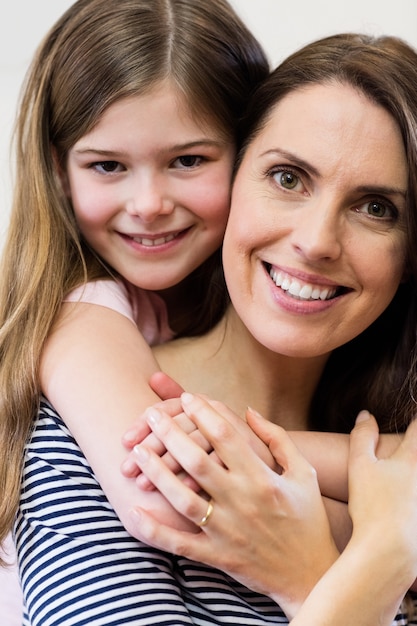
[51,145,70,197]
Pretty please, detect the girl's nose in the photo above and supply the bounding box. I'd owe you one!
[125,175,175,222]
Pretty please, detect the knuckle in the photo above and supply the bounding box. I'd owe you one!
[178,494,201,520]
[210,420,234,445]
[187,452,209,477]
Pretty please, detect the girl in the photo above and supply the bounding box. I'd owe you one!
[0,0,268,621]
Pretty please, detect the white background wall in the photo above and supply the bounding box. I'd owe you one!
[1,0,416,244]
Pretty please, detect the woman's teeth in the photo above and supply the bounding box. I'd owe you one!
[269,268,337,301]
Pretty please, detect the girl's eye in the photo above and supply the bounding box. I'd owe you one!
[356,200,397,220]
[173,155,203,169]
[271,169,303,191]
[91,161,123,174]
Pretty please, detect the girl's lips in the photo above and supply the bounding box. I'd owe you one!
[264,262,350,302]
[119,227,191,248]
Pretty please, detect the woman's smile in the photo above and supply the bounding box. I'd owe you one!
[265,264,348,302]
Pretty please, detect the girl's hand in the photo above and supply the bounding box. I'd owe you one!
[121,373,209,484]
[127,393,339,617]
[121,375,276,486]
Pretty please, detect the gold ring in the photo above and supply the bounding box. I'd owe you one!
[197,500,214,527]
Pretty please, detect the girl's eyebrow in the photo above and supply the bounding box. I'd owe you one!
[74,139,225,157]
[261,148,407,199]
[169,139,226,151]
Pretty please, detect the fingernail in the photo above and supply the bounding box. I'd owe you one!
[130,508,142,522]
[146,407,162,427]
[355,410,370,424]
[134,445,149,463]
[181,392,195,405]
[247,406,263,418]
[123,429,137,443]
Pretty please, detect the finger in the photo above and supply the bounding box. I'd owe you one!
[246,407,287,469]
[122,419,152,449]
[136,423,214,491]
[180,394,263,474]
[348,410,379,463]
[152,397,184,415]
[138,407,227,496]
[149,371,184,400]
[134,410,213,488]
[132,443,215,526]
[128,508,213,564]
[181,394,288,475]
[121,454,141,478]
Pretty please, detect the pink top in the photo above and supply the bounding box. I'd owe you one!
[4,279,174,622]
[64,279,174,345]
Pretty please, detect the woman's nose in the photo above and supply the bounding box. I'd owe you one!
[290,204,342,262]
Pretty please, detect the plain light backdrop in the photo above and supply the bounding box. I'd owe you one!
[0,0,416,244]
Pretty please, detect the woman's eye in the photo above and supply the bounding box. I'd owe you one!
[272,169,301,190]
[357,200,397,219]
[173,155,203,169]
[92,161,123,174]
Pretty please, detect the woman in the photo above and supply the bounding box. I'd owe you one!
[125,33,417,623]
[17,33,417,625]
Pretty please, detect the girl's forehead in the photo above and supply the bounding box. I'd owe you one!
[95,81,230,141]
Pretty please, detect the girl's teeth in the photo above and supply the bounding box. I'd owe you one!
[269,268,336,301]
[133,233,176,246]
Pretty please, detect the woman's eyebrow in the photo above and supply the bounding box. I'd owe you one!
[355,184,407,199]
[260,148,320,177]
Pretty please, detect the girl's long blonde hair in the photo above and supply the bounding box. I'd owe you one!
[0,0,268,555]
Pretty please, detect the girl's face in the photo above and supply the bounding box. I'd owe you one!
[63,82,234,290]
[223,82,408,359]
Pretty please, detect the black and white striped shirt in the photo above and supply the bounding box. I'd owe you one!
[16,399,288,625]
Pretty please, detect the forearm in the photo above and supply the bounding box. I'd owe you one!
[289,431,350,501]
[290,536,411,626]
[289,430,403,503]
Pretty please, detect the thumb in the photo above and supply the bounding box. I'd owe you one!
[149,371,184,400]
[349,410,379,464]
[246,406,303,472]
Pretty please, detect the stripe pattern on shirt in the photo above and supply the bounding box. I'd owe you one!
[16,399,288,625]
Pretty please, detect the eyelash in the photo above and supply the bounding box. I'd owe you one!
[87,155,206,174]
[171,155,205,169]
[265,165,304,190]
[356,198,399,221]
[264,166,400,221]
[89,161,122,174]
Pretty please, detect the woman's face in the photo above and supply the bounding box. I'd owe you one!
[223,82,408,358]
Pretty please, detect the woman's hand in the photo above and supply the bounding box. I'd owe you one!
[291,412,417,626]
[127,393,339,617]
[347,411,417,584]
